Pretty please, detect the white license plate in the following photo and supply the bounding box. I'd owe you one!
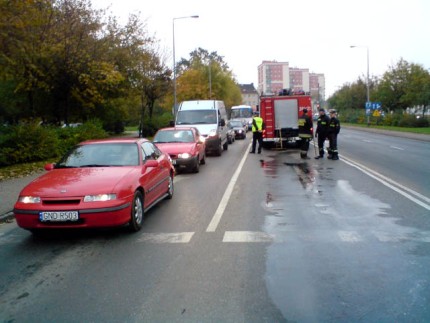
[39,211,79,222]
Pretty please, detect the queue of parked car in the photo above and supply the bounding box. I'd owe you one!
[13,99,248,235]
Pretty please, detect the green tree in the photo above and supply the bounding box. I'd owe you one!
[174,47,242,107]
[374,58,430,113]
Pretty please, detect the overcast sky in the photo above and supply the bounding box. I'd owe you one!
[92,0,430,98]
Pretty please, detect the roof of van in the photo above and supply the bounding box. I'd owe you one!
[178,100,225,110]
[231,105,252,109]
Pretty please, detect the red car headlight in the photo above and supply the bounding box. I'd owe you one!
[18,196,41,204]
[178,153,191,159]
[84,194,117,202]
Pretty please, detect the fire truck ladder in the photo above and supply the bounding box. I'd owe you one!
[274,127,284,150]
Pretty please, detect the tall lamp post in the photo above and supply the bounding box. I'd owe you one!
[173,15,199,115]
[350,45,370,124]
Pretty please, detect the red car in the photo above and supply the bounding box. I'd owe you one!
[153,127,206,173]
[13,138,174,233]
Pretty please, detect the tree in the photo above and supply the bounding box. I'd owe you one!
[374,58,430,112]
[174,47,242,107]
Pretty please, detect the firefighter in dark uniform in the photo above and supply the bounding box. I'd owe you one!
[298,108,313,159]
[250,111,265,154]
[315,108,330,159]
[327,109,341,160]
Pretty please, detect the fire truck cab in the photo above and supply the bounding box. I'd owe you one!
[259,91,312,149]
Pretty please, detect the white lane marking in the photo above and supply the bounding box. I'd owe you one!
[206,142,252,232]
[137,232,194,243]
[338,231,362,242]
[390,146,404,150]
[340,155,430,211]
[363,139,373,143]
[223,231,274,243]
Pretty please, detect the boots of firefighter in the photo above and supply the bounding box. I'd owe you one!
[300,151,309,159]
[332,152,339,160]
[315,148,324,159]
[327,148,332,159]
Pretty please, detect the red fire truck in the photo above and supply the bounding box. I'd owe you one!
[259,92,313,149]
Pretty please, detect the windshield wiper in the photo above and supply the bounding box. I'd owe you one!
[55,165,77,169]
[79,164,113,167]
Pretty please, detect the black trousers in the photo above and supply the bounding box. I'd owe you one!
[252,132,263,153]
[300,138,310,153]
[317,133,327,156]
[328,133,338,155]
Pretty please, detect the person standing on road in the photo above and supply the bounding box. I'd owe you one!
[314,108,330,159]
[250,111,265,154]
[298,108,313,159]
[327,109,341,160]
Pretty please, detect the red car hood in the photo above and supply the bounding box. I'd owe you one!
[155,142,196,155]
[19,167,136,197]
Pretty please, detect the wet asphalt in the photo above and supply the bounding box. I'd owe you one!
[0,127,428,222]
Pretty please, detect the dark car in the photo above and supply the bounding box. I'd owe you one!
[226,121,236,144]
[153,127,206,173]
[14,138,175,234]
[229,120,247,139]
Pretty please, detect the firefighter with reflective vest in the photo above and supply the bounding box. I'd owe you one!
[327,109,341,160]
[250,111,265,154]
[315,108,330,159]
[298,108,313,159]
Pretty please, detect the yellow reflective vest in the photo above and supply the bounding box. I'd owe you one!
[252,117,264,132]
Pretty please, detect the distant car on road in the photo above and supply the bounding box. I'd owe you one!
[153,127,206,173]
[229,120,247,139]
[13,138,174,234]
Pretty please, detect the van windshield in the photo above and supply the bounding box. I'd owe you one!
[176,110,217,125]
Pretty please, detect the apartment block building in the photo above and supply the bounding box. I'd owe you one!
[257,60,325,102]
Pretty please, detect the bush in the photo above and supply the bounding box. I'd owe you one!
[139,112,174,137]
[0,123,59,166]
[56,119,108,155]
[0,120,108,167]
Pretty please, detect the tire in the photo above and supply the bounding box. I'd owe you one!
[129,191,144,232]
[214,142,222,156]
[223,140,228,151]
[166,174,174,199]
[200,151,206,165]
[192,157,200,173]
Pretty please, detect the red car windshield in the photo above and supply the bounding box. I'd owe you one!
[56,143,139,167]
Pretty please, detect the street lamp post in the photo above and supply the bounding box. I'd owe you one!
[350,45,370,125]
[173,15,199,115]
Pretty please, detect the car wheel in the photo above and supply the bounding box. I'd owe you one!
[215,142,222,156]
[166,174,174,199]
[193,157,200,173]
[223,140,228,151]
[129,191,144,232]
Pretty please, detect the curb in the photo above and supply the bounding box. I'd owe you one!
[0,211,14,223]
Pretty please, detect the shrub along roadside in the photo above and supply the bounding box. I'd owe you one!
[336,108,430,128]
[0,120,107,167]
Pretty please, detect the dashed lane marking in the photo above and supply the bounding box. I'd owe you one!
[223,231,274,243]
[137,232,194,243]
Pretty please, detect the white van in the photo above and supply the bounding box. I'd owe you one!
[175,100,228,156]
